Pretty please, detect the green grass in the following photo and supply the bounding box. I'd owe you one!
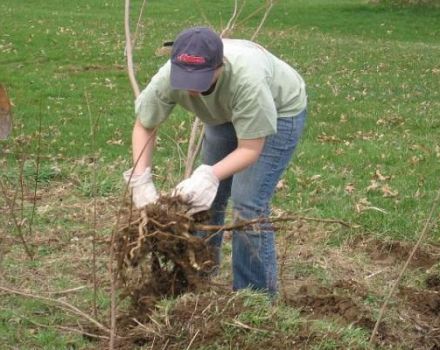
[1,0,440,348]
[2,0,439,239]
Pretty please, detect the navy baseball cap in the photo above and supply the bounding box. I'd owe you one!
[170,27,223,92]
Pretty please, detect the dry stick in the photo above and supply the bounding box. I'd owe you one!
[85,91,98,319]
[132,0,148,49]
[250,0,274,41]
[195,214,351,232]
[220,0,239,37]
[44,286,87,295]
[115,2,142,347]
[0,285,111,335]
[369,189,440,345]
[235,2,268,27]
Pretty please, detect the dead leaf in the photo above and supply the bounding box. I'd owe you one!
[381,184,398,198]
[276,179,286,190]
[106,139,124,145]
[374,169,391,182]
[366,180,380,192]
[345,183,355,194]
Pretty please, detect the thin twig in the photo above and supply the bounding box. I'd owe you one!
[369,189,440,345]
[220,0,239,37]
[195,214,351,232]
[117,1,150,347]
[0,307,110,340]
[0,178,34,260]
[28,103,43,242]
[44,286,87,295]
[132,0,148,49]
[0,285,111,335]
[85,91,98,319]
[251,0,274,41]
[235,3,266,27]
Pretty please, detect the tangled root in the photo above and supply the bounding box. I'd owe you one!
[114,196,216,317]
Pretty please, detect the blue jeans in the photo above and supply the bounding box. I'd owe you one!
[201,109,307,294]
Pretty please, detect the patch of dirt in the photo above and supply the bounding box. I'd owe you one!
[397,286,440,349]
[426,273,440,292]
[283,281,377,331]
[399,286,440,317]
[354,237,440,269]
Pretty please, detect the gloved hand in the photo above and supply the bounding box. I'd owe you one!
[174,165,219,215]
[123,167,159,209]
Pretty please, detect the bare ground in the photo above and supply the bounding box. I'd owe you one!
[1,181,439,349]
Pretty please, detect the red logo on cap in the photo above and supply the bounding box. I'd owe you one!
[177,54,206,65]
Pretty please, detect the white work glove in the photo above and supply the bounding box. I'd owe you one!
[123,167,159,209]
[174,165,219,215]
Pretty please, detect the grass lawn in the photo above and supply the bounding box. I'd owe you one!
[1,0,439,349]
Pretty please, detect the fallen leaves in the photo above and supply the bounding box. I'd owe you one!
[366,169,399,198]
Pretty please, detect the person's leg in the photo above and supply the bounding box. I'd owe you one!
[199,122,237,266]
[231,110,307,294]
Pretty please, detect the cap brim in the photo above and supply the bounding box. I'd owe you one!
[170,64,215,92]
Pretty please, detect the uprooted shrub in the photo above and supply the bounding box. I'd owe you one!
[114,196,216,319]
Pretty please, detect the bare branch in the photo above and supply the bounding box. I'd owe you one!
[132,0,148,49]
[124,0,141,98]
[195,214,352,232]
[251,0,275,41]
[0,285,111,335]
[236,2,266,27]
[221,0,239,38]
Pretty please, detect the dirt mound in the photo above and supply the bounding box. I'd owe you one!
[114,196,216,317]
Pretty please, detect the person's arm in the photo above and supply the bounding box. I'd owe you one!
[173,137,265,215]
[122,119,159,209]
[212,137,265,180]
[132,119,156,175]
